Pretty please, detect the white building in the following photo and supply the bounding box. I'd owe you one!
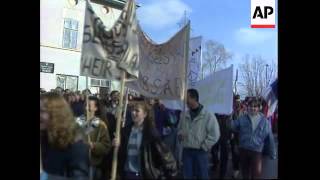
[40,0,131,94]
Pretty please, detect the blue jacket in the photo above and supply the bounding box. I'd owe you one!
[231,113,276,159]
[153,104,170,137]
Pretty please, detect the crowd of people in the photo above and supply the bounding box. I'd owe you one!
[40,87,277,179]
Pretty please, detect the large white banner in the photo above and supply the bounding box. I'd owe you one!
[160,99,184,110]
[162,66,234,112]
[196,65,234,114]
[188,36,202,88]
[80,0,139,81]
[126,23,190,100]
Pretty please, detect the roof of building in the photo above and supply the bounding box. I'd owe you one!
[91,0,140,10]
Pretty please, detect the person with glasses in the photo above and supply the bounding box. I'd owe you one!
[230,97,276,179]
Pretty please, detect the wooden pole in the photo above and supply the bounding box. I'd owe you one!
[86,76,93,180]
[86,76,92,143]
[122,87,129,128]
[183,21,191,119]
[40,144,43,174]
[179,21,190,168]
[111,71,126,180]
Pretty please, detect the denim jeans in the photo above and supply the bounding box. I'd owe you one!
[124,171,142,180]
[182,148,209,179]
[90,166,102,180]
[40,171,48,180]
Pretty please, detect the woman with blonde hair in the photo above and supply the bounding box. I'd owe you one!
[40,92,89,179]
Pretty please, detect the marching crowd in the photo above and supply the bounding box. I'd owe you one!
[40,87,277,179]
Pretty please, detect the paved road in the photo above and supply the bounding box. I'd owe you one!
[175,137,278,179]
[209,136,278,179]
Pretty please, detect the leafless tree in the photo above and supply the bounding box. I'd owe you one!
[238,55,277,97]
[202,40,233,77]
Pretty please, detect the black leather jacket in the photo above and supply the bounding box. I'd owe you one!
[118,123,178,179]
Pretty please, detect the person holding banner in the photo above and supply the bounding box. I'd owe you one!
[106,90,120,116]
[231,98,276,179]
[230,94,243,179]
[40,92,90,180]
[211,113,232,179]
[112,101,178,179]
[76,96,112,180]
[177,89,221,179]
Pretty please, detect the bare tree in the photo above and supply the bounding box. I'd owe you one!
[202,40,232,77]
[238,55,277,97]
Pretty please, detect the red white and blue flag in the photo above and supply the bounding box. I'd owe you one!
[262,79,278,117]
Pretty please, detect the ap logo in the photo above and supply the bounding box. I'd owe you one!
[251,0,276,28]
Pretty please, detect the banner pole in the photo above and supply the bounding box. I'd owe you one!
[86,76,91,142]
[111,71,126,180]
[86,76,93,180]
[40,144,43,174]
[179,21,190,168]
[122,87,129,128]
[235,69,238,94]
[183,21,191,111]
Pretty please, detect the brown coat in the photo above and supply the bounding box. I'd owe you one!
[85,119,112,166]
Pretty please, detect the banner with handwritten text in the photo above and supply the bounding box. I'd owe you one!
[127,23,190,99]
[80,0,139,81]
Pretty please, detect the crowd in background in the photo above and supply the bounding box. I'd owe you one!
[40,87,278,180]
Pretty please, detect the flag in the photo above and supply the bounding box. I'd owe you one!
[80,0,139,81]
[188,36,202,88]
[262,78,278,117]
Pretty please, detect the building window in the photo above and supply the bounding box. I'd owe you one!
[63,18,78,49]
[91,79,101,87]
[101,79,111,87]
[91,78,111,88]
[56,74,78,91]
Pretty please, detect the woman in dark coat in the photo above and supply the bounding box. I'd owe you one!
[40,92,89,179]
[112,101,178,179]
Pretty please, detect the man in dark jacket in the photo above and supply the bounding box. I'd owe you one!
[211,114,232,179]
